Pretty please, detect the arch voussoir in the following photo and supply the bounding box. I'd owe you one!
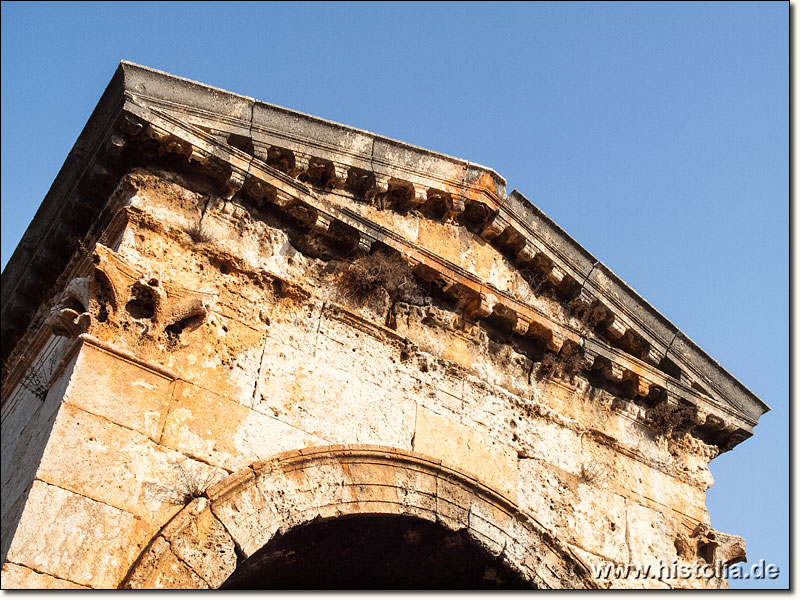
[122,497,237,589]
[121,445,597,589]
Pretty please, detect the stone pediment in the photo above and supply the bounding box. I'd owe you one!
[0,61,767,450]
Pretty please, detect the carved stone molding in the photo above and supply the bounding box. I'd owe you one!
[42,245,214,345]
[0,62,767,449]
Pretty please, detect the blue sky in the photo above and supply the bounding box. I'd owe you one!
[1,1,788,589]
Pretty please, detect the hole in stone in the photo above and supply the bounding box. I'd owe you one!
[165,312,205,346]
[125,284,156,319]
[697,541,716,564]
[378,183,413,213]
[62,297,86,314]
[94,269,115,323]
[345,168,375,197]
[305,158,336,188]
[211,258,232,275]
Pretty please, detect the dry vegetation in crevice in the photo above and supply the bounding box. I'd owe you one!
[184,220,217,245]
[534,350,584,384]
[148,460,222,506]
[333,250,424,305]
[646,401,699,440]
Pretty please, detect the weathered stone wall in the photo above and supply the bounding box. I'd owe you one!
[1,167,744,588]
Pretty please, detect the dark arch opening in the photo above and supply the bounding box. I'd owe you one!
[220,513,535,590]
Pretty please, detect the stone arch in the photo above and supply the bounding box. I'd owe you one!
[120,445,598,589]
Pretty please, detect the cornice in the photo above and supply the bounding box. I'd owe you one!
[0,61,768,449]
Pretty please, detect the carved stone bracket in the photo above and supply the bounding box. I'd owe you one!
[674,524,747,568]
[44,244,214,343]
[45,277,93,338]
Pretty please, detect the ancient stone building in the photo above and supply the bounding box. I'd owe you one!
[1,62,768,589]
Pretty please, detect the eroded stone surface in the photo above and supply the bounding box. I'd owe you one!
[1,562,89,589]
[4,480,140,588]
[414,406,517,500]
[1,66,765,589]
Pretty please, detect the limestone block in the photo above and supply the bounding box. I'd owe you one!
[0,386,43,467]
[210,460,364,558]
[391,461,438,520]
[34,403,219,522]
[434,473,473,531]
[0,338,70,457]
[675,446,716,491]
[1,345,76,479]
[576,397,665,458]
[254,355,416,449]
[517,457,628,561]
[211,455,436,560]
[460,378,584,476]
[448,375,505,426]
[517,416,584,475]
[162,312,266,408]
[122,536,209,589]
[414,406,517,500]
[330,458,417,516]
[211,279,272,329]
[398,309,477,373]
[540,387,680,483]
[1,562,89,589]
[568,487,628,562]
[314,310,410,390]
[566,544,672,589]
[430,330,480,373]
[161,498,237,589]
[413,375,464,422]
[1,492,29,561]
[120,187,313,293]
[314,312,467,420]
[624,500,680,567]
[516,457,572,536]
[115,217,192,279]
[405,355,465,404]
[64,343,172,440]
[251,339,316,413]
[199,210,299,277]
[324,193,421,242]
[5,480,139,588]
[160,380,323,471]
[261,295,325,353]
[273,459,361,511]
[502,514,591,589]
[415,220,514,288]
[119,173,206,235]
[2,380,67,522]
[581,435,709,523]
[467,499,514,557]
[210,473,285,557]
[468,345,535,399]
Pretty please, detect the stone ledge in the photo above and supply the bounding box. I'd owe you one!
[0,61,768,448]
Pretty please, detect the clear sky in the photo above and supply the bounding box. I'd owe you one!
[1,1,788,589]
